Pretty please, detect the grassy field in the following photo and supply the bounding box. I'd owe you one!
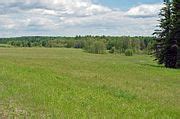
[0,44,12,48]
[0,48,179,118]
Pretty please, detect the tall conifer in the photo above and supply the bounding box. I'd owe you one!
[154,0,180,68]
[154,0,172,66]
[172,0,180,68]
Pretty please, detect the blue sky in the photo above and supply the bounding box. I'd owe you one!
[95,0,162,10]
[0,0,164,37]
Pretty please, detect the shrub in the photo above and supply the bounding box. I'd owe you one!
[66,40,74,48]
[109,47,115,54]
[125,49,133,56]
[73,40,85,48]
[84,40,106,54]
[41,40,48,47]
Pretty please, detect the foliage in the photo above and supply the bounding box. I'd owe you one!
[172,0,180,67]
[84,40,106,54]
[154,0,180,68]
[125,49,133,56]
[0,36,154,55]
[154,1,172,66]
[109,47,115,54]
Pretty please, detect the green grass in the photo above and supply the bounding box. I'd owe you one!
[0,48,179,118]
[0,44,12,48]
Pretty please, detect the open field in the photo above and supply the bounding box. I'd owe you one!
[0,48,179,118]
[0,44,12,48]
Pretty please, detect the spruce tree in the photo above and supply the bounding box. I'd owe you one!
[154,0,172,66]
[154,0,180,68]
[172,0,180,68]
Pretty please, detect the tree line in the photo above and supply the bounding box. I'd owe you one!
[0,36,154,55]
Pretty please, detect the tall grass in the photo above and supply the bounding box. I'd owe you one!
[0,48,179,118]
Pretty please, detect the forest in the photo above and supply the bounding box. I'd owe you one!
[0,36,154,55]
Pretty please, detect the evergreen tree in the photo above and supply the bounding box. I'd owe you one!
[172,0,180,68]
[154,0,172,66]
[154,0,180,68]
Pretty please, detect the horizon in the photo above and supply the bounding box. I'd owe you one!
[0,35,154,39]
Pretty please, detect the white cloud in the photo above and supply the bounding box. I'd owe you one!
[0,0,163,37]
[126,4,163,17]
[0,15,16,29]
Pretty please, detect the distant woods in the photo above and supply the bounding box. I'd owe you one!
[0,36,154,55]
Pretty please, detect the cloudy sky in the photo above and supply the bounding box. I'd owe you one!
[0,0,163,37]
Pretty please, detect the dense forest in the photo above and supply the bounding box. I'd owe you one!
[0,36,154,55]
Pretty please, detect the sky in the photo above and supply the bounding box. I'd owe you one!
[0,0,163,37]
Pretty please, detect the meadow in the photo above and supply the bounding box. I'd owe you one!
[0,48,179,118]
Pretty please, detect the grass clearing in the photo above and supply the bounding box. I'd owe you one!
[0,48,179,118]
[0,44,12,48]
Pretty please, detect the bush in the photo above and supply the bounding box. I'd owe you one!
[84,40,106,54]
[73,40,85,48]
[65,40,74,48]
[109,47,115,54]
[125,49,133,56]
